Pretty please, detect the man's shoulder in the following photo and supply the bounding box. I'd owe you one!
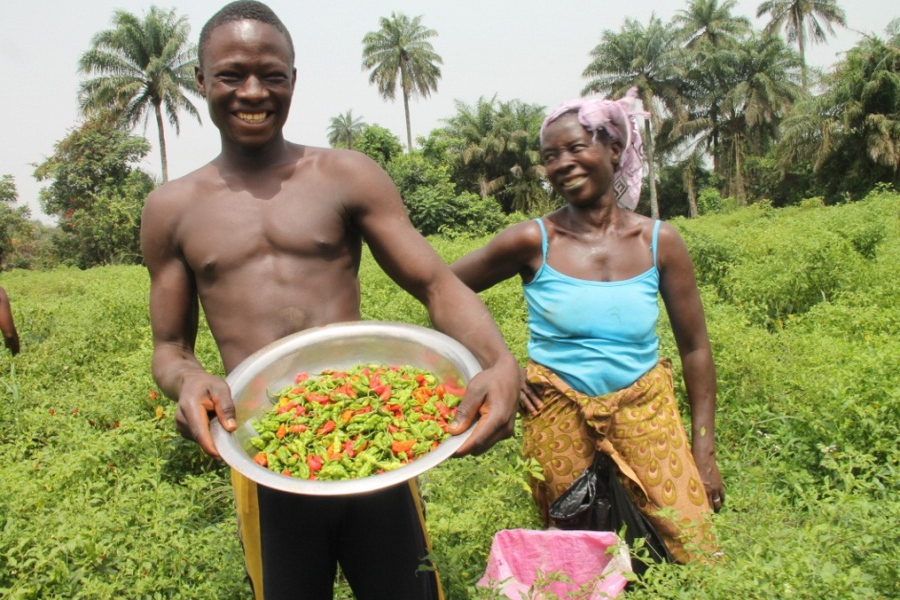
[299,145,380,175]
[144,163,219,212]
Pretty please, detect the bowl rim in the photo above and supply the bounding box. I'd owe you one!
[211,320,480,495]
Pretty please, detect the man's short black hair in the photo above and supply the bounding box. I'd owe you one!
[198,1,295,67]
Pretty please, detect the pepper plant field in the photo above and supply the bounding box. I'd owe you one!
[1,190,899,599]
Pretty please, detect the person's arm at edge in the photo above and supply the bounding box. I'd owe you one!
[141,188,236,459]
[657,222,725,511]
[0,286,20,355]
[346,153,520,456]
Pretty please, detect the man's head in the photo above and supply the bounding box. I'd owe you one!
[198,1,294,69]
[195,2,297,151]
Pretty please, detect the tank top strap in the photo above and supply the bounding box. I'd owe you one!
[535,218,549,260]
[651,220,661,268]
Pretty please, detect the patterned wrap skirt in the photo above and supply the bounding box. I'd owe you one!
[521,358,716,563]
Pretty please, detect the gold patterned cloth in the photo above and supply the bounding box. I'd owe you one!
[522,358,715,563]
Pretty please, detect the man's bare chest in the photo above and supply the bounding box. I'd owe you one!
[175,194,354,278]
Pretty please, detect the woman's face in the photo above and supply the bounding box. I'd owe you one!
[540,113,622,207]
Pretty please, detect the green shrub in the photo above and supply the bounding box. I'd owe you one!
[1,190,899,598]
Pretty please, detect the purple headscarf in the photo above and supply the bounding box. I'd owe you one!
[540,88,647,211]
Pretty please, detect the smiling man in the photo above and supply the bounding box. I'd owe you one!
[139,2,520,599]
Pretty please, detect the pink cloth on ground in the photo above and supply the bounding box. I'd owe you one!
[477,529,632,599]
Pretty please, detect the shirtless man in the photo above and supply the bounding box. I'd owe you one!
[140,2,519,599]
[0,285,20,356]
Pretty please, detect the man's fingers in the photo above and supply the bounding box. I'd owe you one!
[453,402,514,457]
[210,384,237,432]
[177,396,222,459]
[447,388,482,434]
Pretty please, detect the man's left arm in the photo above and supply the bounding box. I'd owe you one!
[341,152,520,456]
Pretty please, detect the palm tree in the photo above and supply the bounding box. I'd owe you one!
[78,6,200,183]
[777,21,900,194]
[440,97,548,214]
[756,0,847,89]
[582,15,682,218]
[327,110,366,150]
[362,13,442,152]
[675,0,750,48]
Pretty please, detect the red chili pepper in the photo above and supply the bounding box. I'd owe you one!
[276,402,298,414]
[294,372,309,384]
[418,414,435,421]
[443,382,466,397]
[342,440,357,457]
[379,385,393,401]
[355,406,373,415]
[435,402,452,419]
[289,387,306,396]
[435,385,445,400]
[282,469,292,477]
[391,439,416,455]
[369,373,382,389]
[289,424,307,434]
[333,383,357,398]
[305,392,331,405]
[415,374,427,387]
[317,420,336,436]
[275,424,287,439]
[307,455,323,472]
[294,406,307,416]
[253,452,268,467]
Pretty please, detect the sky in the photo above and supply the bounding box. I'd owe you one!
[0,0,891,224]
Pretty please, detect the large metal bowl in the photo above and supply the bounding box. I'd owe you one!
[211,321,481,495]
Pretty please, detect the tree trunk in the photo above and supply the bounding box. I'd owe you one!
[734,134,745,203]
[798,28,808,90]
[403,91,412,153]
[644,120,659,219]
[154,101,168,183]
[400,61,413,153]
[685,164,698,218]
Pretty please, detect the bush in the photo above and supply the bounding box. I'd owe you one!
[2,190,899,598]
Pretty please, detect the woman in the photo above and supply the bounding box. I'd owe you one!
[451,92,723,563]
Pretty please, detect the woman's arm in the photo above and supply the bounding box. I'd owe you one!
[657,223,725,512]
[451,220,544,292]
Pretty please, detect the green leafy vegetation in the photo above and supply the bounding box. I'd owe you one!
[1,191,898,598]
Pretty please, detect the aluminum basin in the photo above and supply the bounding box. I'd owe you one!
[211,321,480,495]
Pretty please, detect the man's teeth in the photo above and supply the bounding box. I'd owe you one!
[236,112,267,123]
[562,176,587,189]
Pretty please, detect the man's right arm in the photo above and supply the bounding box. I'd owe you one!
[141,189,236,459]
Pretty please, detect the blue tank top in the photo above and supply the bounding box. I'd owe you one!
[523,218,661,396]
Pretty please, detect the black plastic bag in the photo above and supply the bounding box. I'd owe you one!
[549,452,674,575]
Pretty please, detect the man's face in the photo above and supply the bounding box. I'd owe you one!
[195,19,297,149]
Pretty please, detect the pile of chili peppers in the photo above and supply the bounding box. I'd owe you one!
[248,364,464,481]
